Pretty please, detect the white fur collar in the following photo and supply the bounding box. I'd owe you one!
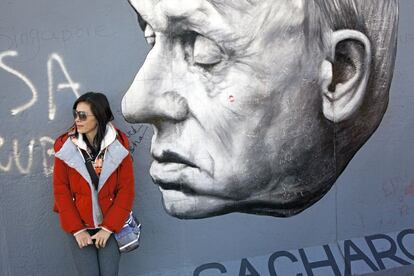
[73,123,117,151]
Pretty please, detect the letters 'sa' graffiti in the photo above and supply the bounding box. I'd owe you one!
[0,51,79,175]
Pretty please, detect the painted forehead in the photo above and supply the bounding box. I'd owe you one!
[130,0,305,31]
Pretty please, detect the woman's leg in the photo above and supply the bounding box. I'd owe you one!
[97,234,121,276]
[66,232,100,276]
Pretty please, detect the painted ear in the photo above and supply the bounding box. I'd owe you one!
[320,30,372,122]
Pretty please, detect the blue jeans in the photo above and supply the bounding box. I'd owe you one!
[67,229,120,276]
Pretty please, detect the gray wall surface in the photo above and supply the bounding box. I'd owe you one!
[0,0,414,275]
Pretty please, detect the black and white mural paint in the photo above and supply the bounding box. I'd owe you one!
[3,0,414,275]
[121,0,399,219]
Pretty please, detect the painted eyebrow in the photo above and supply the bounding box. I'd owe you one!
[135,12,226,43]
[173,8,234,42]
[132,1,234,42]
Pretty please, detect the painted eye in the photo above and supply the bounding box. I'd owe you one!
[193,35,222,66]
[144,24,155,47]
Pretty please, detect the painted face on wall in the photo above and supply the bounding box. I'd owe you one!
[121,0,380,218]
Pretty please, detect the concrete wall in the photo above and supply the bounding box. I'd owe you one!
[1,0,414,275]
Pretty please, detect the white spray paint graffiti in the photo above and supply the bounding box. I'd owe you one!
[0,50,80,119]
[39,136,55,176]
[0,136,55,175]
[47,53,80,120]
[0,50,38,116]
[13,139,35,174]
[0,50,80,175]
[0,137,12,172]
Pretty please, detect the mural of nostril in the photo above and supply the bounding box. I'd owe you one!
[158,91,189,121]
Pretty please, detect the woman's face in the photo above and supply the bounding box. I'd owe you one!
[74,102,98,137]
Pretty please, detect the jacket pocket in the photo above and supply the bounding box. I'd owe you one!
[74,194,89,223]
[99,196,114,215]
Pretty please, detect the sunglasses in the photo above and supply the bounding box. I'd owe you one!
[72,110,94,121]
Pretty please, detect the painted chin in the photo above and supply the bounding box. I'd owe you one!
[158,188,235,219]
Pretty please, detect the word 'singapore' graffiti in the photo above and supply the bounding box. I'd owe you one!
[0,136,54,176]
[0,50,80,176]
[0,25,115,60]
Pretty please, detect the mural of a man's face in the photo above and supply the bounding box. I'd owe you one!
[122,0,398,218]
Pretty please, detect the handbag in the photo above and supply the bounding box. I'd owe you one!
[114,212,141,253]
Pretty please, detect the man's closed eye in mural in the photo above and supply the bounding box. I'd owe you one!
[121,0,399,219]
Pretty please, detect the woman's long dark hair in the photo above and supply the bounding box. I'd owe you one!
[72,92,114,148]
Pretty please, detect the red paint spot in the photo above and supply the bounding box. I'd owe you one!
[405,180,414,197]
[228,95,235,102]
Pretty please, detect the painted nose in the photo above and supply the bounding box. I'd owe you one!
[122,39,190,124]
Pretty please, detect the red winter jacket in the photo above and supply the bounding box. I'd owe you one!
[53,124,135,234]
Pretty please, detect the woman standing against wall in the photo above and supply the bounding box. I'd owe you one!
[52,92,135,276]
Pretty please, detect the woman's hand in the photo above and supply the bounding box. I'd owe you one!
[74,231,93,249]
[91,229,111,249]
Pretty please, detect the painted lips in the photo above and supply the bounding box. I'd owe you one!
[150,150,200,192]
[153,150,198,168]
